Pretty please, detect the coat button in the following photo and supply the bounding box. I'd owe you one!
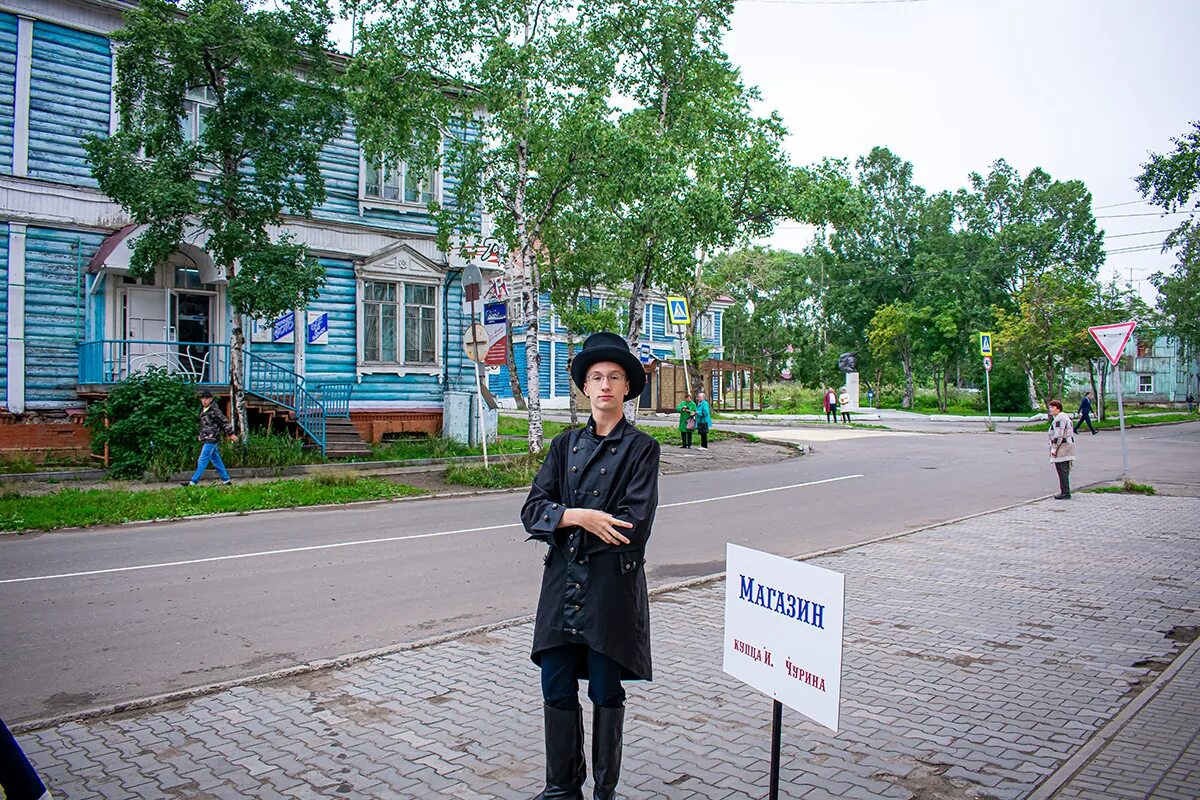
[543,515,549,521]
[572,466,577,472]
[573,447,578,453]
[610,447,617,454]
[552,504,558,509]
[592,490,599,496]
[600,468,607,475]
[569,628,578,635]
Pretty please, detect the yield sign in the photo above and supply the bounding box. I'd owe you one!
[1089,321,1136,366]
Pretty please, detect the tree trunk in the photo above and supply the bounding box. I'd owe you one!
[901,351,914,409]
[934,366,943,412]
[505,318,526,410]
[1097,360,1108,420]
[1025,369,1041,410]
[1088,360,1099,421]
[229,322,249,440]
[622,273,651,424]
[567,333,578,427]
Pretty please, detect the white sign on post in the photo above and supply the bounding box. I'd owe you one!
[1088,321,1136,366]
[723,544,845,732]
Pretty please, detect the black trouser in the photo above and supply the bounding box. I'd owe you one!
[697,424,708,447]
[540,644,626,710]
[681,430,692,448]
[1075,413,1095,434]
[826,409,833,422]
[1054,460,1072,496]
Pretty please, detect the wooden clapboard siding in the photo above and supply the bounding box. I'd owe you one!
[0,13,17,173]
[28,21,110,187]
[24,227,104,410]
[0,225,8,401]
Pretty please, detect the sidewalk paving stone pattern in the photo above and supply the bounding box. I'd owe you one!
[17,494,1200,800]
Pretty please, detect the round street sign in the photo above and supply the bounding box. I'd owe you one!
[983,355,992,372]
[464,323,489,363]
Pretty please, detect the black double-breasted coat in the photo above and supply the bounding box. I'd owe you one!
[521,416,661,681]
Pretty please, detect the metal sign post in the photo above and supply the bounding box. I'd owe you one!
[1088,321,1137,482]
[463,265,488,468]
[983,355,993,426]
[769,700,783,800]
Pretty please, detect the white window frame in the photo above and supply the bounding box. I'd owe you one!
[1138,374,1153,394]
[357,149,444,213]
[355,271,443,377]
[181,86,217,144]
[697,311,715,340]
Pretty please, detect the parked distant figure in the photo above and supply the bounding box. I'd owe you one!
[838,389,850,423]
[694,390,712,450]
[676,396,697,448]
[1048,399,1076,500]
[184,390,237,486]
[0,716,51,800]
[1074,391,1097,435]
[824,387,838,423]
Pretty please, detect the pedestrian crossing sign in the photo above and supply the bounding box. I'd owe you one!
[667,296,690,325]
[979,332,993,357]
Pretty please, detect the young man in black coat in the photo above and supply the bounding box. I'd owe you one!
[521,332,660,800]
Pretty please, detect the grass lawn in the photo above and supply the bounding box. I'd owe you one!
[444,455,543,489]
[369,435,531,462]
[1018,412,1197,432]
[0,475,426,533]
[1088,482,1157,496]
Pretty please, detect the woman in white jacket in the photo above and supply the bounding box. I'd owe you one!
[1047,399,1076,499]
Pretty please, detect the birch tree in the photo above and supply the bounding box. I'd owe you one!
[346,0,613,452]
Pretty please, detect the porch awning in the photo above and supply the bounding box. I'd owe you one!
[88,224,226,284]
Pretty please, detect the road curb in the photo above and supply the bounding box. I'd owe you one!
[11,488,1076,734]
[1025,634,1200,800]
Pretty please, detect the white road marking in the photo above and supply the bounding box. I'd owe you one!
[0,474,863,585]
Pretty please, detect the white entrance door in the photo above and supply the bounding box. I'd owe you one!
[123,287,170,378]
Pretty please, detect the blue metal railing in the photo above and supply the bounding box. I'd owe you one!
[78,339,231,386]
[312,382,353,418]
[78,340,334,455]
[243,350,327,455]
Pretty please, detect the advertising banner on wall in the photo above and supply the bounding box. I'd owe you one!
[251,312,295,344]
[723,543,845,731]
[483,301,508,366]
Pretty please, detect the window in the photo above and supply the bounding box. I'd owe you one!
[181,86,216,143]
[361,280,437,365]
[404,284,436,363]
[1138,375,1153,394]
[363,158,439,206]
[1136,338,1151,358]
[697,312,715,340]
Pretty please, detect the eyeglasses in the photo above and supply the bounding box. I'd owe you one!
[586,371,627,385]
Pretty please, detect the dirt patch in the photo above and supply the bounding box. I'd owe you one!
[657,435,800,475]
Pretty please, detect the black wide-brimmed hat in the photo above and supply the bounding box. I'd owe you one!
[571,332,646,401]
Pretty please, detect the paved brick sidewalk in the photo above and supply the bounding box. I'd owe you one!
[15,494,1200,800]
[1039,637,1200,800]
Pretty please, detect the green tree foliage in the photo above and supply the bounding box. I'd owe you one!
[1137,120,1200,391]
[86,367,199,479]
[347,0,613,451]
[994,269,1097,406]
[867,301,917,407]
[85,0,345,437]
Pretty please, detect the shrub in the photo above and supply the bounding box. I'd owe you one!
[87,368,200,479]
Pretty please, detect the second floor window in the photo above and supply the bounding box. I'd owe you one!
[181,87,217,143]
[364,159,438,205]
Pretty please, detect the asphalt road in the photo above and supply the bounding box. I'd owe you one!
[2,422,1197,724]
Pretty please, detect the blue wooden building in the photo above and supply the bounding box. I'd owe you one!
[0,0,492,456]
[0,0,732,458]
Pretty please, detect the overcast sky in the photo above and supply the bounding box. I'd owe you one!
[332,0,1198,301]
[727,0,1199,301]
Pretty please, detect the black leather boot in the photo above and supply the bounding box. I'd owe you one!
[592,704,625,800]
[533,703,585,800]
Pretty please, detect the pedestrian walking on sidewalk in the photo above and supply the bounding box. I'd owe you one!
[0,716,52,800]
[184,390,237,487]
[694,390,712,450]
[1074,391,1097,435]
[1188,392,1195,413]
[1047,399,1076,499]
[676,396,697,448]
[838,388,851,424]
[522,332,660,800]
